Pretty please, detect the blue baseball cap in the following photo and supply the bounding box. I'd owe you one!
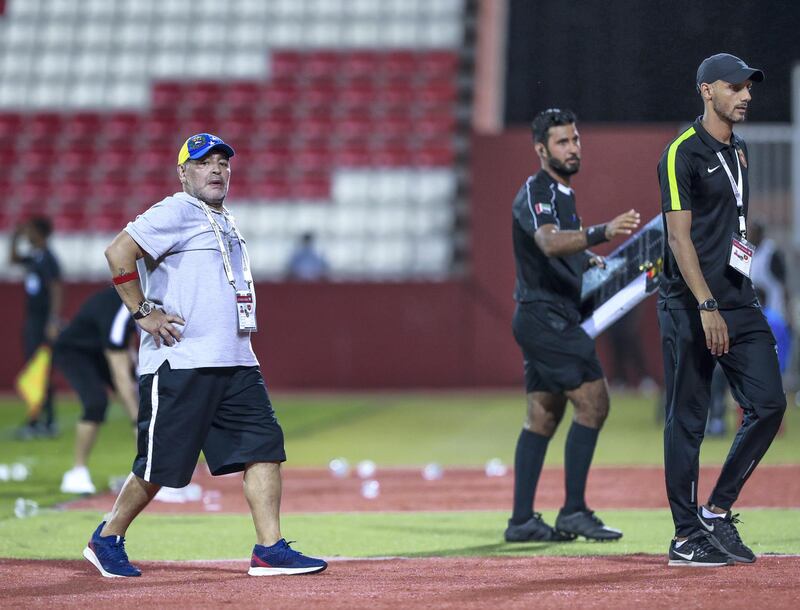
[177,133,235,165]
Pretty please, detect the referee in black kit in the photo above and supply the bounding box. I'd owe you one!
[657,54,786,567]
[505,109,640,543]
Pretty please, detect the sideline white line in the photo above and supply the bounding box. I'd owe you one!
[160,556,407,564]
[137,553,800,564]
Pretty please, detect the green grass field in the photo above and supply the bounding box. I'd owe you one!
[1,392,798,560]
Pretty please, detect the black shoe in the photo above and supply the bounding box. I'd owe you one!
[14,423,39,441]
[555,509,623,541]
[505,513,576,542]
[698,509,756,563]
[668,530,735,567]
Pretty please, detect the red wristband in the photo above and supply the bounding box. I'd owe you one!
[112,270,139,285]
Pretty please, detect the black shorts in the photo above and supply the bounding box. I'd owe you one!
[53,346,112,423]
[513,301,604,394]
[133,361,286,488]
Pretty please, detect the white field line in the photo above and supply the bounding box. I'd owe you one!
[146,553,800,564]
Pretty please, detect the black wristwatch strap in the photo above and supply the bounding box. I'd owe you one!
[132,300,154,320]
[698,298,718,312]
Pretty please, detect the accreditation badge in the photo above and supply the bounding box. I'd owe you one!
[236,290,257,332]
[728,233,755,278]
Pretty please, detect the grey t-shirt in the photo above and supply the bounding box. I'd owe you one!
[125,192,258,374]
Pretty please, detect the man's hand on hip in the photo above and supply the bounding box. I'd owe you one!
[137,310,185,347]
[700,310,729,356]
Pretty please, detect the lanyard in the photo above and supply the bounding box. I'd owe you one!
[198,202,254,291]
[715,148,746,238]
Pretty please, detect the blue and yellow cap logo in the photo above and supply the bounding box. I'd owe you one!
[177,133,235,165]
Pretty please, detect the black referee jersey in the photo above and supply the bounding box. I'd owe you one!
[657,117,757,309]
[512,170,586,309]
[56,287,136,354]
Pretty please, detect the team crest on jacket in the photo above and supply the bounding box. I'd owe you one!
[737,147,748,168]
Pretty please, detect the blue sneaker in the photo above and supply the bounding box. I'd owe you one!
[83,521,142,577]
[248,539,327,576]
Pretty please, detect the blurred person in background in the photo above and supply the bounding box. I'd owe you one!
[83,133,326,578]
[286,231,329,281]
[707,218,794,437]
[706,285,793,437]
[57,287,138,495]
[607,306,656,392]
[506,108,640,544]
[748,221,792,325]
[657,53,785,567]
[9,216,62,438]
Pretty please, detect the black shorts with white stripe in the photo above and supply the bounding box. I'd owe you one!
[133,361,286,488]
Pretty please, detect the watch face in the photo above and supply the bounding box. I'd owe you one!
[140,302,152,316]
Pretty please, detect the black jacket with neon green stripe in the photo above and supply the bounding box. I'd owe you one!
[656,117,757,310]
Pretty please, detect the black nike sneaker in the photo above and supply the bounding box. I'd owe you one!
[697,509,756,563]
[555,509,623,541]
[668,530,735,567]
[504,513,576,542]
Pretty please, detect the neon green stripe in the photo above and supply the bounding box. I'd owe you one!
[667,126,696,211]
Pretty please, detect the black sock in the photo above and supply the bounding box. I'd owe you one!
[511,429,550,524]
[563,422,599,514]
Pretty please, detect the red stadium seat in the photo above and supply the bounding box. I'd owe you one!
[102,113,142,143]
[304,52,341,79]
[93,208,130,232]
[152,82,185,112]
[61,113,102,147]
[380,85,417,107]
[140,115,182,146]
[53,207,90,232]
[270,52,304,79]
[18,149,51,172]
[418,51,460,78]
[289,173,330,200]
[184,81,225,110]
[416,145,456,167]
[261,78,300,109]
[254,176,292,200]
[383,52,417,77]
[302,78,338,107]
[92,180,132,205]
[419,81,458,104]
[0,113,22,139]
[341,52,381,79]
[335,142,372,166]
[339,81,379,108]
[416,114,457,137]
[294,148,332,173]
[24,113,63,139]
[371,140,413,167]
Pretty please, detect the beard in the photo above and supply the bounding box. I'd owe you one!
[713,98,746,124]
[548,155,581,177]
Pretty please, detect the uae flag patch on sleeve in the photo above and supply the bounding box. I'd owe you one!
[534,202,553,215]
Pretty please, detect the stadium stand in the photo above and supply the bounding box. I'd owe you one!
[0,0,467,279]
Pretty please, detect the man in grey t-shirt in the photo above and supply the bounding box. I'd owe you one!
[82,133,327,578]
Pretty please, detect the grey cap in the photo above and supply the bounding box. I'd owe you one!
[697,53,764,86]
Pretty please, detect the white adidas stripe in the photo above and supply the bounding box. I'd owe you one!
[144,372,160,481]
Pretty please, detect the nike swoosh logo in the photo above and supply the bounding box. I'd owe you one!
[673,550,694,560]
[699,518,715,532]
[707,165,721,173]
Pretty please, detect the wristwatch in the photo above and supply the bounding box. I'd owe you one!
[132,300,155,320]
[697,298,718,312]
